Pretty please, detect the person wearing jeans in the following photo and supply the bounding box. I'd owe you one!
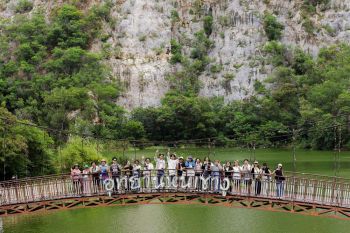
[273,163,285,198]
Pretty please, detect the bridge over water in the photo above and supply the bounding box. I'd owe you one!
[0,170,349,220]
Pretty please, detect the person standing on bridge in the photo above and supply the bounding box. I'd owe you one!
[90,161,100,193]
[167,150,178,186]
[110,158,121,193]
[155,151,166,189]
[71,164,82,195]
[132,160,141,191]
[99,159,110,181]
[142,157,154,191]
[194,158,202,190]
[224,161,233,194]
[261,163,271,196]
[241,159,252,195]
[82,164,91,195]
[177,156,185,188]
[273,163,285,198]
[251,161,262,196]
[202,157,211,178]
[185,156,196,188]
[232,160,242,194]
[211,160,222,193]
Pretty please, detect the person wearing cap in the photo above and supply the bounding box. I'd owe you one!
[251,161,262,196]
[110,157,121,193]
[272,163,285,198]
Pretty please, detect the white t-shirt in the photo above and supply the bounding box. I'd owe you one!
[143,162,154,176]
[156,159,165,170]
[241,164,252,180]
[232,166,241,179]
[167,158,178,176]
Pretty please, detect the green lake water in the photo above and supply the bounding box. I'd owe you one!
[3,205,350,233]
[2,149,350,232]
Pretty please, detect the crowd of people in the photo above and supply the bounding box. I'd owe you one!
[70,150,286,197]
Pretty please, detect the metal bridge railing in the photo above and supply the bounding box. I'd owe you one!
[0,170,349,208]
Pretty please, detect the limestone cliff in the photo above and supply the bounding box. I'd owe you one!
[1,0,349,109]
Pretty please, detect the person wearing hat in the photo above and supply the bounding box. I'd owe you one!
[272,163,285,198]
[99,159,110,182]
[251,161,262,196]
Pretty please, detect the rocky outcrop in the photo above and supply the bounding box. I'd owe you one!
[1,0,350,109]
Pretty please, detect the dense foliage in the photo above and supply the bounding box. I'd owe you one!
[0,3,144,142]
[134,43,350,149]
[0,108,55,179]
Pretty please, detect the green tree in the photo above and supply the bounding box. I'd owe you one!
[263,13,284,41]
[60,136,102,171]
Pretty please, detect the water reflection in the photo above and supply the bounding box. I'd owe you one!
[3,205,350,233]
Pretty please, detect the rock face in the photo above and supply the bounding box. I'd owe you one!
[1,0,350,109]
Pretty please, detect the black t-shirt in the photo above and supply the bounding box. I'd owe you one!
[110,164,120,176]
[275,169,285,181]
[177,162,185,176]
[262,167,270,174]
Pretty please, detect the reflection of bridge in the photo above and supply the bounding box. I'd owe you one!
[0,171,350,220]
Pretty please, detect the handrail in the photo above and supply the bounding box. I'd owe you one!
[0,169,349,209]
[1,169,349,185]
